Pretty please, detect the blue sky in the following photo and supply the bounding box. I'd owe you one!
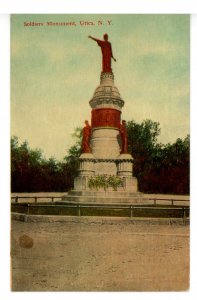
[11,14,189,160]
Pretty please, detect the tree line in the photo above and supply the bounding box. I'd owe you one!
[11,120,189,194]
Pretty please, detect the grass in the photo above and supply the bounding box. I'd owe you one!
[11,203,189,218]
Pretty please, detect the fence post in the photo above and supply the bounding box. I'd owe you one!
[15,196,18,203]
[130,206,133,218]
[78,205,81,217]
[51,197,54,203]
[183,207,186,225]
[35,197,37,203]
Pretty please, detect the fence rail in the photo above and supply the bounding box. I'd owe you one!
[11,201,190,225]
[11,196,62,203]
[11,195,190,206]
[145,197,189,206]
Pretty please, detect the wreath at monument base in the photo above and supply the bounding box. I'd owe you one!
[88,175,123,191]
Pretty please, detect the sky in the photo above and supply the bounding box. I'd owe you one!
[11,14,190,160]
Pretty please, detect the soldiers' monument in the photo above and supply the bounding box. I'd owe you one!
[63,34,141,203]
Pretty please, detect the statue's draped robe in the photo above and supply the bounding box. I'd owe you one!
[97,40,113,72]
[82,124,91,153]
[120,123,128,153]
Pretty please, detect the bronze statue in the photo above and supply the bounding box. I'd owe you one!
[82,120,91,153]
[120,120,128,153]
[88,34,116,73]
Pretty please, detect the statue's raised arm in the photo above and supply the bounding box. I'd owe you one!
[88,34,116,73]
[88,36,100,42]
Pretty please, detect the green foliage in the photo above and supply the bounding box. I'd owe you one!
[11,136,72,192]
[11,121,190,194]
[11,128,84,192]
[127,119,160,159]
[126,120,189,194]
[146,135,190,194]
[88,175,123,191]
[63,127,83,185]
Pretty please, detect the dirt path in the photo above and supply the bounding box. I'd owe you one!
[11,219,189,291]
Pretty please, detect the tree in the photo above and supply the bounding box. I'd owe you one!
[63,127,82,187]
[11,136,45,192]
[149,135,190,194]
[11,130,83,192]
[126,119,161,190]
[126,120,189,194]
[11,121,189,194]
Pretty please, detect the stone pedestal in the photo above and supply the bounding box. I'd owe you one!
[91,127,120,159]
[70,72,139,201]
[74,153,95,190]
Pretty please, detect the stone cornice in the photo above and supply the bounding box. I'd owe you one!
[79,158,134,163]
[89,97,124,109]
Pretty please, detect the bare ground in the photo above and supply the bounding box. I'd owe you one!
[11,218,189,291]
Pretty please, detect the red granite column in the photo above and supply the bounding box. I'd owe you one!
[91,108,121,129]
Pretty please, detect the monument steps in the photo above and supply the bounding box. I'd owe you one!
[60,191,146,204]
[67,190,142,197]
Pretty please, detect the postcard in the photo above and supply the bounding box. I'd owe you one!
[11,14,190,291]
